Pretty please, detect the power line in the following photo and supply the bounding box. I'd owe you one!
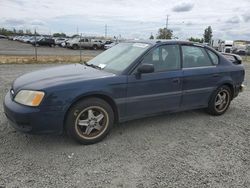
[105,24,107,38]
[165,15,169,39]
[166,15,169,30]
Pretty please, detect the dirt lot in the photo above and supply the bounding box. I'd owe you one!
[0,63,250,188]
[0,39,102,57]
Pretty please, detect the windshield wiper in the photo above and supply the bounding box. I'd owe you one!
[83,61,101,70]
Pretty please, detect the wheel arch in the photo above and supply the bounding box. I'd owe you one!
[63,93,119,131]
[214,81,235,99]
[223,83,234,98]
[72,43,79,48]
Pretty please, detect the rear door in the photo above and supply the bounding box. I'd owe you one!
[83,38,90,48]
[181,45,221,108]
[126,44,183,118]
[79,38,85,48]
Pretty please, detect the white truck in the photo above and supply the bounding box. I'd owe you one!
[219,40,233,53]
[66,37,102,50]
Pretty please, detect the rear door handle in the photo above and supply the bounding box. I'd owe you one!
[172,78,180,84]
[213,74,220,78]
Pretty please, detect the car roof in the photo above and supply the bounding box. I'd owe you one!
[126,39,206,47]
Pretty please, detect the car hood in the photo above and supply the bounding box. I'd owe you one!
[12,64,115,91]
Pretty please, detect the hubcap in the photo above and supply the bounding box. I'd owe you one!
[215,89,230,113]
[75,106,109,139]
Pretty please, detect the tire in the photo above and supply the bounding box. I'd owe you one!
[72,44,79,50]
[65,98,114,144]
[207,85,232,116]
[93,45,98,50]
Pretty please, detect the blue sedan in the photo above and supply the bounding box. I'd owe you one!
[3,40,245,144]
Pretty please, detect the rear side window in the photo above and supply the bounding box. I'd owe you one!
[207,49,219,65]
[182,46,212,68]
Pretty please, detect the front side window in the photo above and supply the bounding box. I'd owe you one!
[141,45,181,72]
[182,46,212,68]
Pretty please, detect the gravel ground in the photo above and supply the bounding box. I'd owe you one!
[0,63,249,188]
[0,39,102,56]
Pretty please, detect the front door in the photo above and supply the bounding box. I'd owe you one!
[126,44,182,119]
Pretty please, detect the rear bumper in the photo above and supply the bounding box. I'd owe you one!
[233,84,245,98]
[3,91,65,134]
[239,84,246,93]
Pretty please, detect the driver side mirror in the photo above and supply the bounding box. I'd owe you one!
[137,64,154,74]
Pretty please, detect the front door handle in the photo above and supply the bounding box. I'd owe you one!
[213,74,220,78]
[172,78,180,84]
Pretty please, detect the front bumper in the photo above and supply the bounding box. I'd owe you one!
[3,91,65,134]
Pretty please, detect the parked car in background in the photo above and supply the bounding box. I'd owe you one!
[55,38,68,46]
[3,40,245,144]
[0,35,7,39]
[8,35,15,40]
[13,36,21,41]
[104,42,118,50]
[233,49,247,56]
[22,36,33,43]
[31,38,55,47]
[66,37,102,50]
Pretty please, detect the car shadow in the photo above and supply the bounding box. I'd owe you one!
[6,109,207,148]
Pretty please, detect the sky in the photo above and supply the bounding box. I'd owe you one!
[0,0,250,40]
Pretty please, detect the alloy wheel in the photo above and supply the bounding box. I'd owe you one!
[74,106,109,140]
[214,89,230,113]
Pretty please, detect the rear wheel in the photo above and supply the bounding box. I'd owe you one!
[93,45,98,50]
[65,98,114,144]
[207,85,232,115]
[72,44,79,50]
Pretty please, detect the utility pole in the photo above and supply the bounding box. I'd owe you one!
[165,15,169,39]
[80,33,82,62]
[34,29,37,61]
[105,24,107,39]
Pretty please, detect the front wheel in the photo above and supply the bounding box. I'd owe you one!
[65,98,114,144]
[92,45,98,50]
[207,85,232,115]
[72,44,79,50]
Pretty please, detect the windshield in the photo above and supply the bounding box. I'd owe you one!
[86,42,151,73]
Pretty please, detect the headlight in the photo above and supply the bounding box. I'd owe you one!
[14,90,45,107]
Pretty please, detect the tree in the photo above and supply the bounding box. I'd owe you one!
[149,33,154,39]
[156,28,173,39]
[0,28,14,36]
[18,29,24,34]
[53,32,67,37]
[188,37,204,43]
[203,26,212,43]
[25,29,32,35]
